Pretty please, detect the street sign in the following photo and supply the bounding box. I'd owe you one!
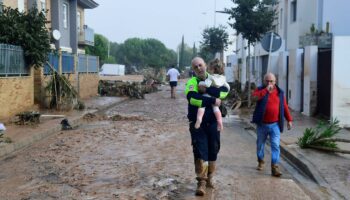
[261,32,282,52]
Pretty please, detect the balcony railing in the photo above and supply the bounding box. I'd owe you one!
[78,25,95,46]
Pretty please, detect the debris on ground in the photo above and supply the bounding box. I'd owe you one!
[83,113,97,120]
[110,114,145,121]
[0,123,6,136]
[98,72,160,99]
[45,62,79,111]
[15,111,41,125]
[60,119,73,130]
[297,118,350,154]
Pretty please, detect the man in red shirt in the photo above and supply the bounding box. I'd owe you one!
[252,73,293,177]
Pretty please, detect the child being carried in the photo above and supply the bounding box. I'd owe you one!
[195,58,230,131]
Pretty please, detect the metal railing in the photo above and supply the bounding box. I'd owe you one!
[44,53,59,74]
[78,25,95,46]
[44,52,99,75]
[0,44,28,76]
[78,54,99,73]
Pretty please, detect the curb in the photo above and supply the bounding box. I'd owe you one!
[0,98,128,159]
[240,117,327,186]
[0,117,81,159]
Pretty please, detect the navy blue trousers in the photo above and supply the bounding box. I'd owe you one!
[189,122,220,161]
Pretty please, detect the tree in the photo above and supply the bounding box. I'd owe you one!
[179,35,185,70]
[192,43,198,58]
[225,0,276,107]
[0,5,51,67]
[200,25,230,61]
[85,34,109,66]
[111,38,177,72]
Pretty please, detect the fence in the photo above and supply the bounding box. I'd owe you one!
[44,52,98,75]
[0,44,28,76]
[78,54,99,73]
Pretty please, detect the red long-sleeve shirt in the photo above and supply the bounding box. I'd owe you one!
[252,87,293,123]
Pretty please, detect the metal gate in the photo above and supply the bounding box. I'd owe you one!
[316,49,332,119]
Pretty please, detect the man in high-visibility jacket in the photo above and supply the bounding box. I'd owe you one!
[185,57,229,196]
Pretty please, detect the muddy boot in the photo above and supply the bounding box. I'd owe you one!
[256,159,264,171]
[207,161,216,188]
[271,164,282,177]
[196,177,207,196]
[194,159,208,196]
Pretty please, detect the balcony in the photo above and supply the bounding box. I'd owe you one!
[78,25,95,46]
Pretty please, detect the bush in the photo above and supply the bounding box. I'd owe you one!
[0,5,51,67]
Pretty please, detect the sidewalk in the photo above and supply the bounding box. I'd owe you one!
[0,96,127,158]
[240,109,350,199]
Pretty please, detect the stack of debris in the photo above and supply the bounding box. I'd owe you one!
[15,111,41,125]
[99,78,159,99]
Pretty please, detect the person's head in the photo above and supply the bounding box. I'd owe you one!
[264,72,276,86]
[208,58,224,75]
[191,57,207,80]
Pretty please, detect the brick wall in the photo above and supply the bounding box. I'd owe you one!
[78,73,99,99]
[0,73,34,120]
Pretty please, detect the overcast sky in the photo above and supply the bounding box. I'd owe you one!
[85,0,236,52]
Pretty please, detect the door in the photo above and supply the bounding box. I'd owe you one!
[316,49,331,119]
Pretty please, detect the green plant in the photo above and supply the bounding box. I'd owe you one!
[45,70,78,109]
[310,23,316,34]
[0,5,50,68]
[297,118,341,149]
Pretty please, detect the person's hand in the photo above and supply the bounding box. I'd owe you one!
[214,98,221,107]
[266,85,274,92]
[198,85,206,93]
[287,121,293,130]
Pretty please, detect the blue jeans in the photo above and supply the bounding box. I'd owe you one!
[256,122,280,164]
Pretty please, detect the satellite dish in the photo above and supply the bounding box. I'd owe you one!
[52,30,61,41]
[260,32,282,52]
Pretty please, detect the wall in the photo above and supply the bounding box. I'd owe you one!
[78,73,98,99]
[225,54,237,83]
[302,46,318,116]
[0,72,34,120]
[277,51,288,94]
[288,48,303,111]
[2,0,18,8]
[331,36,350,127]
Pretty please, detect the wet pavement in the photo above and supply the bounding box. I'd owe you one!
[240,103,350,199]
[0,79,335,199]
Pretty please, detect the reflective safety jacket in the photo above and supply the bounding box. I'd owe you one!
[185,75,229,123]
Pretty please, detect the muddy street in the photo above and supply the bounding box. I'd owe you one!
[0,80,313,199]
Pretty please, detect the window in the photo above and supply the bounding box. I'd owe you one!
[279,8,283,29]
[18,0,24,12]
[77,11,81,32]
[291,0,297,22]
[63,3,68,29]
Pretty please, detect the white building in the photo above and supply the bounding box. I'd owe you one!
[234,0,350,126]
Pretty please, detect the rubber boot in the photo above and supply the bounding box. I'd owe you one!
[194,159,208,196]
[271,164,282,177]
[256,159,265,171]
[207,161,216,188]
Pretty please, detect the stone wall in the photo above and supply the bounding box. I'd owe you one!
[0,74,34,120]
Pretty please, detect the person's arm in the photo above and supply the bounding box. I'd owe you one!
[283,97,293,129]
[185,79,216,107]
[206,86,229,100]
[252,88,269,100]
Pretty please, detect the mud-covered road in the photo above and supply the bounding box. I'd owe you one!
[0,80,316,199]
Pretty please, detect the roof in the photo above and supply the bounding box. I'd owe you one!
[77,0,99,9]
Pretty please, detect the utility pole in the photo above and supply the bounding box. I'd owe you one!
[214,0,217,27]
